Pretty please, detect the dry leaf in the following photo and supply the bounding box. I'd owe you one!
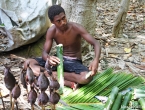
[124,48,131,53]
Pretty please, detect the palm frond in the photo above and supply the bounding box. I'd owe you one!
[56,103,104,110]
[62,68,145,103]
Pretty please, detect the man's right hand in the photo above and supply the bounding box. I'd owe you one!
[48,56,60,66]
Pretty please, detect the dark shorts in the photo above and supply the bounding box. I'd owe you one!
[34,57,89,74]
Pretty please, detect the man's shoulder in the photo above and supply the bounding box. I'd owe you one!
[69,22,82,30]
[46,25,56,38]
[69,22,80,26]
[48,25,56,31]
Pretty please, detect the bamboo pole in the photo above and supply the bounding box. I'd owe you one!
[56,44,64,95]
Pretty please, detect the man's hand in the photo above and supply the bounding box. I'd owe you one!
[88,60,99,76]
[48,56,60,66]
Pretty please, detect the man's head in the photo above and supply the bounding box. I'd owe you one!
[48,5,65,22]
[48,5,67,31]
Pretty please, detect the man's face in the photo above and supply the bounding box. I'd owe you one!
[52,12,67,30]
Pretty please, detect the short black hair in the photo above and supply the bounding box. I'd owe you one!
[48,5,65,21]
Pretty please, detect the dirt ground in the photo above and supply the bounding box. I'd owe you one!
[95,0,145,76]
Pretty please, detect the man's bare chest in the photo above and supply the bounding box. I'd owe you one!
[54,31,80,46]
[55,35,80,46]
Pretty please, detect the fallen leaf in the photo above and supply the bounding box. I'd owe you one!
[124,48,131,53]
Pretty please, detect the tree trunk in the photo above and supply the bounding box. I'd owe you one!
[61,0,97,36]
[112,0,130,38]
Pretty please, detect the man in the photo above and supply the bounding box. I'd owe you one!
[23,5,101,90]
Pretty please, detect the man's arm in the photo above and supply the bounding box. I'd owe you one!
[75,23,101,76]
[42,27,60,66]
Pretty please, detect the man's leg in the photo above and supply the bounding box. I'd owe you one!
[23,59,92,89]
[62,58,93,84]
[23,60,77,89]
[23,58,41,76]
[52,71,93,87]
[64,71,93,84]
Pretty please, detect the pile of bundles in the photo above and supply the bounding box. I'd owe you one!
[2,44,64,110]
[104,86,145,110]
[23,62,60,110]
[3,62,61,110]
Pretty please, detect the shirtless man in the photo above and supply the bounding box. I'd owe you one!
[23,5,101,89]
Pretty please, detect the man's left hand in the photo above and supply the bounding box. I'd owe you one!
[88,60,99,76]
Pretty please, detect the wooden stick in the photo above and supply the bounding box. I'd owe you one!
[11,99,14,110]
[41,105,45,110]
[26,89,29,97]
[54,105,55,110]
[0,91,5,110]
[15,99,19,110]
[43,106,45,110]
[31,104,34,110]
[51,104,55,110]
[10,91,12,108]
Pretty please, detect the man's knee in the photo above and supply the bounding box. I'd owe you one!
[80,77,93,84]
[23,59,30,70]
[78,72,93,84]
[23,58,36,70]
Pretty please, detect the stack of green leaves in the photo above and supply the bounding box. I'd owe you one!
[62,68,145,104]
[56,103,104,110]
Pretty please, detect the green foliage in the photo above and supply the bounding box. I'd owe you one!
[56,103,104,110]
[62,68,145,104]
[0,23,5,26]
[56,44,64,94]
